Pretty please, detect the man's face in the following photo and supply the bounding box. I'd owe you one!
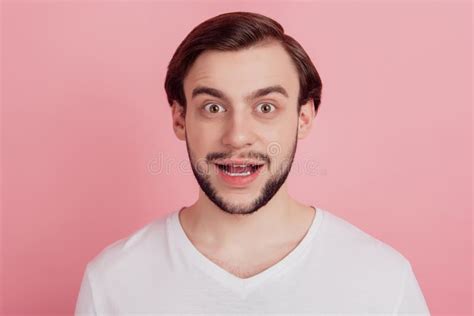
[179,41,302,216]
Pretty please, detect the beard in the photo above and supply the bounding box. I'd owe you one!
[185,130,298,216]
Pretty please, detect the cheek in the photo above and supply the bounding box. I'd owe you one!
[187,126,221,154]
[265,126,297,154]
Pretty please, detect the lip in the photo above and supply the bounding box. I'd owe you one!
[214,163,264,188]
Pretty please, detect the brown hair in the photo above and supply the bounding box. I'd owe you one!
[164,11,322,116]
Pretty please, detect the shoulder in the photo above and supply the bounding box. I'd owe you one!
[317,207,410,272]
[85,211,176,276]
[310,208,423,310]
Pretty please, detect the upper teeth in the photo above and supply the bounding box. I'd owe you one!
[217,163,262,177]
[220,164,260,167]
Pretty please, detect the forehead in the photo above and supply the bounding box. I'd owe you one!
[183,41,299,101]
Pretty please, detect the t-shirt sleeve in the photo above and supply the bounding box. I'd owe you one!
[395,261,430,315]
[74,264,98,316]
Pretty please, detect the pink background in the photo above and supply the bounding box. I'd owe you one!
[1,1,471,315]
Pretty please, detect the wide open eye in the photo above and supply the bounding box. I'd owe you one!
[256,102,276,114]
[203,103,226,114]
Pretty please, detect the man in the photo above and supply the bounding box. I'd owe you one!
[75,11,430,315]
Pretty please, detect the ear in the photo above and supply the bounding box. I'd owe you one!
[171,101,186,141]
[297,99,315,140]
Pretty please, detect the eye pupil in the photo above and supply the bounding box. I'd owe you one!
[210,104,220,113]
[261,103,272,113]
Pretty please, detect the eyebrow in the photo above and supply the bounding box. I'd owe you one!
[191,85,289,102]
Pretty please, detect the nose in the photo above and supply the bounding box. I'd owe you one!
[221,111,257,150]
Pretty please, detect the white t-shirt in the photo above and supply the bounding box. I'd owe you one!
[75,207,430,315]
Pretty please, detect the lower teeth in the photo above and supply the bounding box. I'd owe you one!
[217,164,262,177]
[223,170,252,177]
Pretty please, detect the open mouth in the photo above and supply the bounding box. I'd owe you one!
[214,163,264,177]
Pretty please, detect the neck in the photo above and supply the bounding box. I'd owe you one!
[179,183,312,254]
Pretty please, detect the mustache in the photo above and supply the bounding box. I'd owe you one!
[206,151,270,165]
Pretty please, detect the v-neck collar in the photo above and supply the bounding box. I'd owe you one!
[167,205,325,299]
